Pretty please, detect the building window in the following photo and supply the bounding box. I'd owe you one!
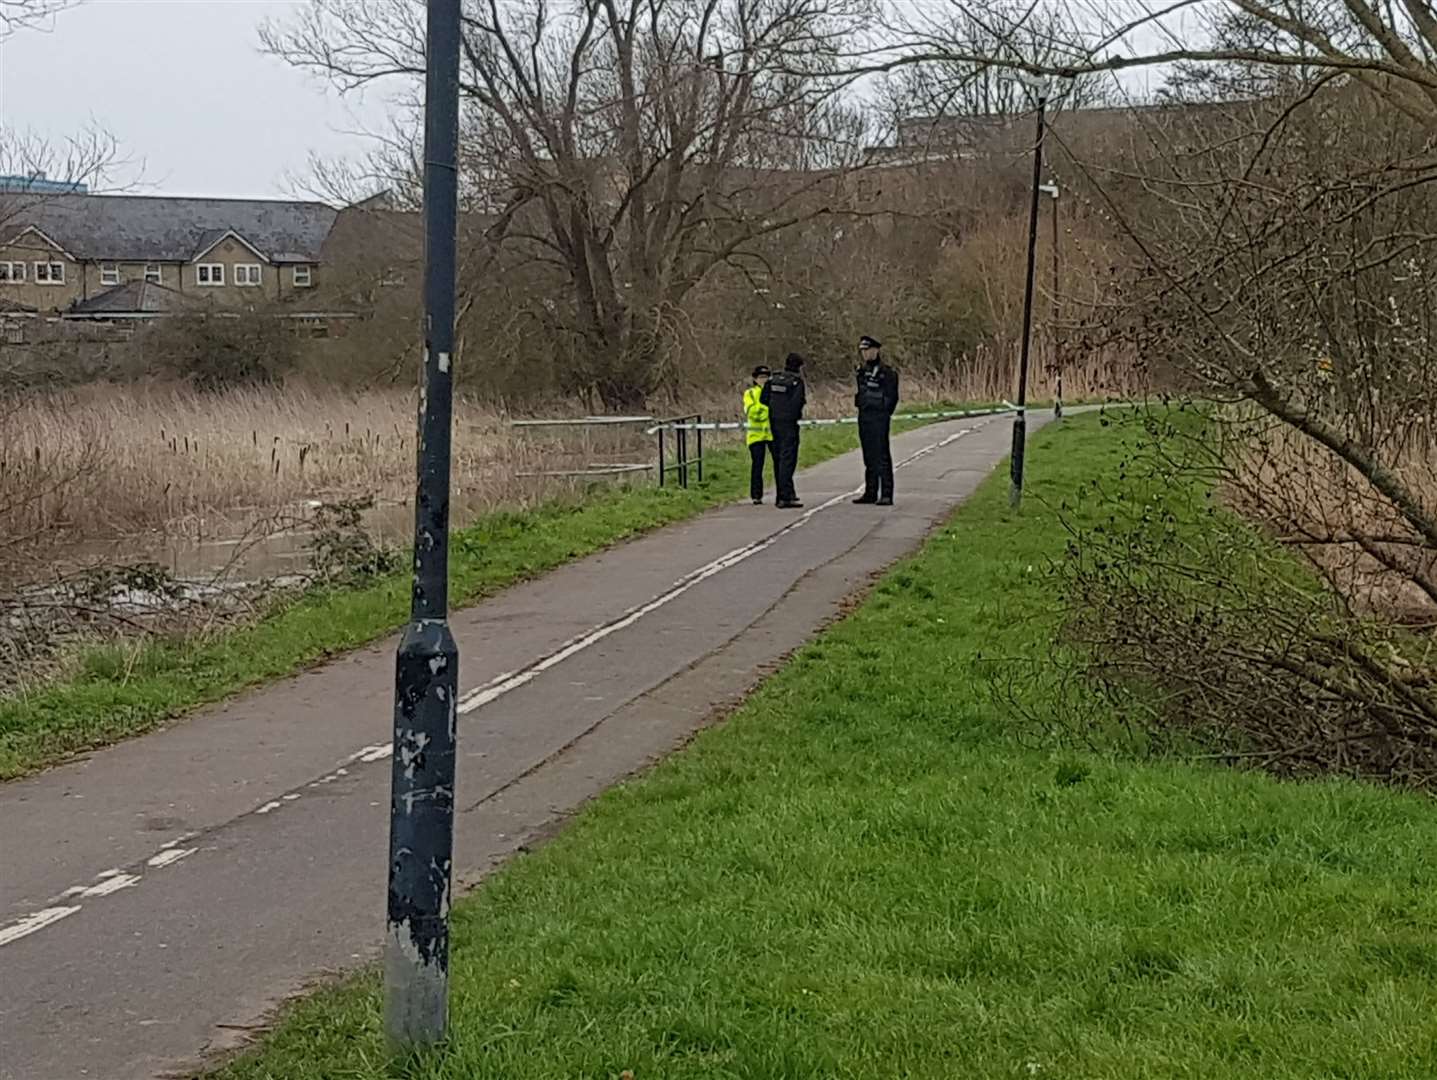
[234,264,263,287]
[0,262,20,282]
[144,265,162,284]
[34,262,65,284]
[196,263,225,286]
[292,265,313,288]
[101,264,120,286]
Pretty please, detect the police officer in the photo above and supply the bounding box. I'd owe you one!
[853,334,899,505]
[743,364,773,505]
[760,352,807,509]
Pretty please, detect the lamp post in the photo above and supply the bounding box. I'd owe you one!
[385,0,462,1048]
[1038,181,1061,418]
[1009,85,1047,509]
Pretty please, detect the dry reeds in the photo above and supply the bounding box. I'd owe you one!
[0,349,1137,578]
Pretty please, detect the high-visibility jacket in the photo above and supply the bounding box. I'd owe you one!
[742,385,772,445]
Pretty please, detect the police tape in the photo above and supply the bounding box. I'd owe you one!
[644,403,1016,436]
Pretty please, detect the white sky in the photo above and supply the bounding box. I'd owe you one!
[0,0,398,199]
[0,0,1189,200]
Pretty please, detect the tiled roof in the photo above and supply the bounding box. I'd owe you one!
[1,195,337,263]
[70,280,202,315]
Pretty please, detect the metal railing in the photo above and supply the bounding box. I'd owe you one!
[645,403,1017,435]
[508,415,658,480]
[508,403,1018,490]
[655,414,704,489]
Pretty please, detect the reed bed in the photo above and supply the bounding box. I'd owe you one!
[0,349,1137,572]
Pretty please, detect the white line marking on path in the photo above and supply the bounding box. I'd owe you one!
[147,848,196,869]
[76,873,141,898]
[455,424,979,716]
[0,421,989,950]
[0,907,81,947]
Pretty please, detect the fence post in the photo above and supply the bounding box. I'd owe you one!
[696,414,703,483]
[657,427,666,488]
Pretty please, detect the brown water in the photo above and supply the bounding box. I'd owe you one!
[41,469,644,586]
[33,421,665,587]
[48,498,422,584]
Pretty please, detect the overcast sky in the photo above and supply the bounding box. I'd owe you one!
[1,1,1182,201]
[1,0,398,199]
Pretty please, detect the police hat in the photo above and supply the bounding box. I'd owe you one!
[752,364,770,378]
[858,335,882,350]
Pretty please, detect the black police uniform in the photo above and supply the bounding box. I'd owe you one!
[761,362,806,507]
[855,358,899,503]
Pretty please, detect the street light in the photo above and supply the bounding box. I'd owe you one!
[1009,80,1048,509]
[1037,181,1061,418]
[385,0,462,1048]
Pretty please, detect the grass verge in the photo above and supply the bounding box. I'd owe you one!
[209,411,1437,1080]
[0,421,923,779]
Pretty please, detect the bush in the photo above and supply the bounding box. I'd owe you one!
[1007,406,1437,794]
[137,313,300,390]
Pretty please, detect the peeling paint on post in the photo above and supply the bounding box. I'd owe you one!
[386,621,456,1044]
[386,0,461,1049]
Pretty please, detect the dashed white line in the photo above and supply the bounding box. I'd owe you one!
[0,907,81,947]
[0,421,987,950]
[76,873,141,898]
[147,848,196,869]
[455,425,978,716]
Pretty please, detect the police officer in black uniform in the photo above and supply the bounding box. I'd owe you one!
[853,334,900,505]
[760,352,807,509]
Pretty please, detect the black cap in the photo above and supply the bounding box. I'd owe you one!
[784,352,805,370]
[752,364,770,378]
[859,335,882,350]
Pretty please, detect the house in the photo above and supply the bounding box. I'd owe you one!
[0,194,338,316]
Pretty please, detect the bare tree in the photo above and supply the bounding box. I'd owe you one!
[878,0,1119,157]
[264,0,876,407]
[877,1,1437,548]
[0,124,122,235]
[881,1,1437,127]
[876,3,1437,786]
[0,0,78,39]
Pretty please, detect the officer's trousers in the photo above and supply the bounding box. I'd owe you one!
[858,412,893,500]
[771,421,801,505]
[748,440,771,502]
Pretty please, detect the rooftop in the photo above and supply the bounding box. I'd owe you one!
[0,194,337,263]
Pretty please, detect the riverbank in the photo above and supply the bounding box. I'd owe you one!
[0,420,921,779]
[208,410,1437,1080]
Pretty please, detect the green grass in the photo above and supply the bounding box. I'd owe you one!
[209,412,1437,1080]
[0,422,916,779]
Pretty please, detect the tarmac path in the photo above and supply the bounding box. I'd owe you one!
[0,412,1045,1080]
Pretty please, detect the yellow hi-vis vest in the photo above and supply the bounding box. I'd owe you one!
[743,385,772,445]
